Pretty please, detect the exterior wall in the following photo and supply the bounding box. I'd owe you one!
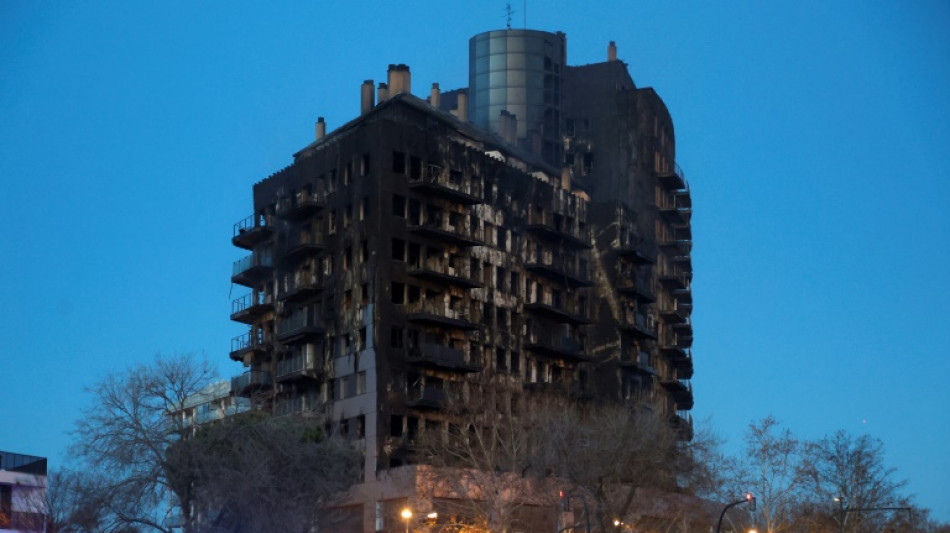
[0,452,46,533]
[228,31,693,532]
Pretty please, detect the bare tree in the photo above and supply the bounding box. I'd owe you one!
[799,431,909,533]
[168,412,361,533]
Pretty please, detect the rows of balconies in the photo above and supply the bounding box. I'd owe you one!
[657,163,687,191]
[407,164,483,205]
[660,375,693,409]
[407,257,482,290]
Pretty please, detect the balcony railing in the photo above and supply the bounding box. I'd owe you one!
[276,309,325,342]
[229,329,267,361]
[232,213,272,250]
[524,328,589,362]
[230,291,273,324]
[276,190,326,221]
[524,250,592,288]
[523,295,587,325]
[403,300,479,330]
[282,230,325,260]
[407,258,482,289]
[408,217,484,247]
[617,275,655,302]
[408,164,483,205]
[231,251,273,286]
[657,163,687,191]
[404,387,447,410]
[525,211,591,248]
[275,352,323,381]
[619,311,657,340]
[406,341,482,372]
[278,270,325,302]
[231,370,271,397]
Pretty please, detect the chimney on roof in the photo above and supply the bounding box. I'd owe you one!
[387,64,411,96]
[315,117,326,141]
[456,90,468,123]
[377,82,389,103]
[429,83,441,108]
[361,79,375,115]
[608,41,617,62]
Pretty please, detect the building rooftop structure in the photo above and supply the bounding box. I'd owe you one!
[227,28,693,533]
[0,451,47,532]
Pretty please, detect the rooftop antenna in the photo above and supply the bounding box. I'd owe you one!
[505,3,513,29]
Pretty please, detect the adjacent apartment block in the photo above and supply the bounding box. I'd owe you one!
[228,29,692,532]
[0,452,47,533]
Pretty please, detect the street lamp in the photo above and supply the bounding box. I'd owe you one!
[400,508,412,533]
[716,493,756,533]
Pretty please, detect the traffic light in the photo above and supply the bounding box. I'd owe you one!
[745,492,756,511]
[559,490,571,511]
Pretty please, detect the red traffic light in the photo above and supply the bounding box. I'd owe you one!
[746,493,754,501]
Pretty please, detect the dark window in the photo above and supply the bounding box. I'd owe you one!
[496,348,507,372]
[361,153,371,175]
[392,151,406,174]
[390,415,404,437]
[392,194,405,218]
[391,282,405,304]
[392,238,405,261]
[391,327,404,348]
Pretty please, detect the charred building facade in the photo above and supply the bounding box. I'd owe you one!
[228,29,692,532]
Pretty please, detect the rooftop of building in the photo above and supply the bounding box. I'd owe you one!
[0,451,47,476]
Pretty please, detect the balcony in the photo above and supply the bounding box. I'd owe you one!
[524,329,589,362]
[617,276,655,303]
[274,353,324,382]
[658,271,691,291]
[407,259,482,290]
[524,253,592,289]
[613,244,655,264]
[230,291,274,324]
[404,300,479,330]
[659,301,688,324]
[278,270,325,302]
[406,341,482,373]
[656,164,687,191]
[232,214,272,250]
[276,190,326,221]
[231,370,271,397]
[408,164,482,205]
[672,411,694,441]
[659,205,692,226]
[620,351,656,375]
[658,238,692,255]
[229,330,268,362]
[408,217,484,247]
[282,230,325,261]
[404,388,447,411]
[275,393,321,416]
[525,212,591,249]
[524,295,587,325]
[231,251,273,287]
[619,312,657,340]
[661,377,693,409]
[276,309,325,343]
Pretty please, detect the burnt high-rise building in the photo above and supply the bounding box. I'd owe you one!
[228,29,692,532]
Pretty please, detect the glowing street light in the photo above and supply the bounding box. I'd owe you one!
[716,493,756,533]
[401,508,412,533]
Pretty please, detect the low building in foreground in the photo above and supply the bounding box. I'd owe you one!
[0,451,47,533]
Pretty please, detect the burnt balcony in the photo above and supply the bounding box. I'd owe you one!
[232,370,271,397]
[659,205,692,226]
[281,230,325,261]
[620,351,656,376]
[525,212,591,249]
[276,309,325,343]
[524,252,592,289]
[661,377,693,409]
[278,270,325,302]
[229,329,269,362]
[274,352,324,382]
[406,341,482,373]
[408,217,484,247]
[276,190,326,221]
[231,251,273,287]
[658,238,692,255]
[672,411,694,441]
[617,276,655,303]
[613,244,655,264]
[659,301,688,324]
[656,163,687,191]
[524,294,587,325]
[619,312,657,340]
[407,258,482,289]
[524,329,589,362]
[230,291,274,324]
[404,300,479,330]
[658,271,691,291]
[232,214,272,250]
[404,388,447,411]
[408,164,483,205]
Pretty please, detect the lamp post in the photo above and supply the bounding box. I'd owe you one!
[716,493,756,533]
[400,508,412,533]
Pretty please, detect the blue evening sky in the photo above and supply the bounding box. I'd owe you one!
[2,1,948,521]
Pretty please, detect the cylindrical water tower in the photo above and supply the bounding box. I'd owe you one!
[469,29,566,166]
